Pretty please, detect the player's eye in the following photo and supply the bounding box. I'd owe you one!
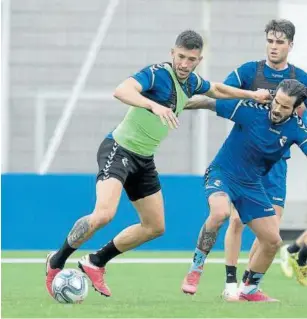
[276,40,285,45]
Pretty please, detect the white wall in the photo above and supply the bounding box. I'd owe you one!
[279,0,307,209]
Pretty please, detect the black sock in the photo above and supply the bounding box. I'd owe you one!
[225,265,237,283]
[50,239,76,269]
[89,240,122,267]
[246,270,264,286]
[287,243,301,254]
[297,245,307,266]
[242,270,250,283]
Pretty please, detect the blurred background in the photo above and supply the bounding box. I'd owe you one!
[2,0,307,250]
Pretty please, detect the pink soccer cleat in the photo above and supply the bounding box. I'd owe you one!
[181,271,202,295]
[78,255,111,297]
[45,252,62,297]
[239,290,279,302]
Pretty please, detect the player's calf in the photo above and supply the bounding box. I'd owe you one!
[182,193,231,295]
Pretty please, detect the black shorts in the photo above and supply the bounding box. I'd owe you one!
[96,137,161,201]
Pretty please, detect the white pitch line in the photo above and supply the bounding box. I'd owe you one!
[1,258,281,264]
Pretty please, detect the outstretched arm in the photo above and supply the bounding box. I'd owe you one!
[206,82,272,104]
[184,95,217,111]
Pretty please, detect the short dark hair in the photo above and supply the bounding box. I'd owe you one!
[175,30,203,50]
[265,19,295,41]
[276,79,307,108]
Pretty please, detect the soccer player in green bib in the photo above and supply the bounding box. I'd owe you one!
[45,30,271,298]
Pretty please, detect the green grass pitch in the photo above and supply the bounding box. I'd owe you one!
[2,251,307,318]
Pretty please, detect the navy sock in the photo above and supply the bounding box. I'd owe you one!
[287,243,301,254]
[89,240,121,267]
[50,239,76,269]
[225,265,237,283]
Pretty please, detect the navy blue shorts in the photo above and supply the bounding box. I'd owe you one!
[204,166,275,224]
[262,159,287,208]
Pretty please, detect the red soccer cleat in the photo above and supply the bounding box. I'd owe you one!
[45,252,62,297]
[239,290,279,302]
[181,270,202,295]
[78,255,111,297]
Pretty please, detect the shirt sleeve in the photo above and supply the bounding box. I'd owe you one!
[223,62,255,88]
[295,119,307,155]
[216,99,265,125]
[295,69,307,106]
[193,74,211,94]
[131,64,162,92]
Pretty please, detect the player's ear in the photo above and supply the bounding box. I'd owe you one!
[170,48,175,58]
[198,55,203,63]
[289,41,294,52]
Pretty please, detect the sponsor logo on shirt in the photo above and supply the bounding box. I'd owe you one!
[269,127,281,135]
[279,136,288,147]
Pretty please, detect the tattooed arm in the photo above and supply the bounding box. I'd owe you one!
[184,95,217,111]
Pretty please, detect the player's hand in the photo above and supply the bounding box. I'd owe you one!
[151,103,179,129]
[252,89,272,104]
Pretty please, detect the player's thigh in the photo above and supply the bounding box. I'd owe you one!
[132,190,165,234]
[126,160,164,232]
[93,179,123,221]
[95,138,132,219]
[237,191,281,245]
[124,157,161,203]
[204,167,232,219]
[248,215,281,246]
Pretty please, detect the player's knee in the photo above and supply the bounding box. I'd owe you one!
[91,204,115,228]
[229,215,244,232]
[145,224,165,239]
[272,236,283,250]
[208,193,230,225]
[208,211,228,229]
[262,235,283,252]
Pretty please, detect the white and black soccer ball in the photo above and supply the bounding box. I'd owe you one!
[52,269,89,304]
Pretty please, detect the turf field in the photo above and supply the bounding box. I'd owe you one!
[2,251,307,318]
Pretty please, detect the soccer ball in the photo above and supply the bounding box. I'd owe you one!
[52,269,89,304]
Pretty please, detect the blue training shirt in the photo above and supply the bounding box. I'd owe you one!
[224,61,307,99]
[132,63,211,102]
[211,99,307,183]
[107,63,210,139]
[224,61,307,160]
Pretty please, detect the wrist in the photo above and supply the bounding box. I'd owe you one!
[146,101,156,111]
[249,91,257,100]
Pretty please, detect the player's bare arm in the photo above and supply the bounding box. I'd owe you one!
[184,95,216,111]
[206,82,272,104]
[114,77,179,129]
